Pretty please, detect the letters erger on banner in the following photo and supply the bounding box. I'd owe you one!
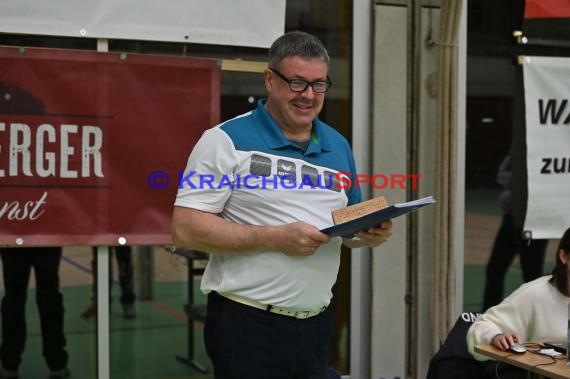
[0,122,104,178]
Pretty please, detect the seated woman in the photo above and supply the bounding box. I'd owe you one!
[467,227,570,359]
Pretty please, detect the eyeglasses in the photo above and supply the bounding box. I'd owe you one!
[269,68,332,94]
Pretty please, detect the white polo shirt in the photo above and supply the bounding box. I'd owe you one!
[174,99,361,311]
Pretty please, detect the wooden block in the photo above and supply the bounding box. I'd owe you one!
[331,196,389,225]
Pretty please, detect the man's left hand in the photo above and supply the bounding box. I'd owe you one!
[342,220,393,248]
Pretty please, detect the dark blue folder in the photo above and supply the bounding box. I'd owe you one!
[320,196,435,238]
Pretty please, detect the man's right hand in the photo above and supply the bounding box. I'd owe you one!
[272,221,331,256]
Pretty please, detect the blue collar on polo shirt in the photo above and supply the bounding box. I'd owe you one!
[254,99,332,155]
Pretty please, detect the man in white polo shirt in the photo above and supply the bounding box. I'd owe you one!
[172,30,393,379]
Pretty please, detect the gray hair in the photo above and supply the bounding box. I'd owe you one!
[268,31,330,69]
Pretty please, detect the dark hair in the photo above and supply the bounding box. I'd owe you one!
[268,31,329,70]
[549,227,570,296]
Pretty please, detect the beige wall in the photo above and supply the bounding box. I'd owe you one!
[371,5,408,378]
[370,2,466,378]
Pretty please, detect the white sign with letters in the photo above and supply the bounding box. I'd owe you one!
[523,56,570,239]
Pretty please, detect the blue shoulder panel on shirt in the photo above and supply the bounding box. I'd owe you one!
[218,112,264,150]
[219,100,362,205]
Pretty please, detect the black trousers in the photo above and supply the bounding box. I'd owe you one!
[90,246,135,305]
[483,213,548,311]
[205,292,335,379]
[0,247,68,371]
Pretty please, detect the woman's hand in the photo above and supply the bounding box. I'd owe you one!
[492,333,522,351]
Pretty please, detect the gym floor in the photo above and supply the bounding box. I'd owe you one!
[0,247,214,379]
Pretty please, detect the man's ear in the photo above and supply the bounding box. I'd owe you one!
[263,69,273,91]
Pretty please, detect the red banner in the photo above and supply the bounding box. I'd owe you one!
[0,46,220,246]
[522,0,570,45]
[524,0,570,19]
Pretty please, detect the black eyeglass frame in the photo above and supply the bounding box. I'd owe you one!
[269,68,332,94]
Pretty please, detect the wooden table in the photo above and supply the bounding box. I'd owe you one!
[475,344,570,379]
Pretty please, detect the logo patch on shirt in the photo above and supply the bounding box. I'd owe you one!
[301,165,318,186]
[324,170,341,192]
[250,154,272,176]
[277,159,296,181]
